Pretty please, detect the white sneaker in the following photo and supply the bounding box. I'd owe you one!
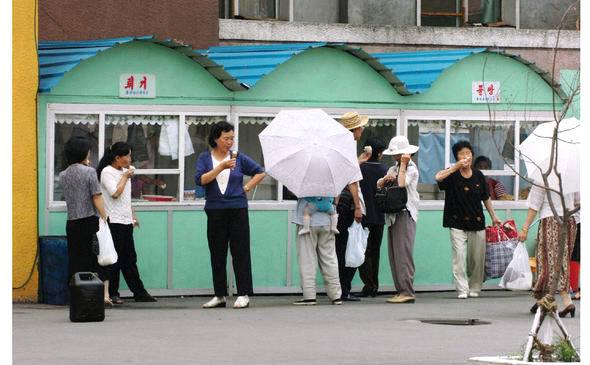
[202,296,226,308]
[233,295,250,309]
[469,291,480,298]
[457,293,468,299]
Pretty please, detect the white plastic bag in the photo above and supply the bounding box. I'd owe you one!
[97,219,118,266]
[499,241,532,291]
[345,221,369,268]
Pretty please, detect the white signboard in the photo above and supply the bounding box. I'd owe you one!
[472,81,500,103]
[120,73,156,98]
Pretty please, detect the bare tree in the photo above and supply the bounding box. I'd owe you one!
[480,2,580,361]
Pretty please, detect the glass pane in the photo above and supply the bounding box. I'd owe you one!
[480,173,514,200]
[184,116,227,196]
[105,115,179,169]
[449,120,515,167]
[449,120,517,200]
[358,119,397,168]
[53,114,100,201]
[131,174,179,202]
[408,120,446,200]
[238,116,278,200]
[517,120,547,200]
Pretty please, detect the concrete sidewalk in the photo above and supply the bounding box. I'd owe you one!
[13,291,581,364]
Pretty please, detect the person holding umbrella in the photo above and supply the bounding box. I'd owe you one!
[435,141,502,299]
[335,111,371,301]
[257,109,364,306]
[518,187,578,317]
[516,117,580,316]
[195,121,265,309]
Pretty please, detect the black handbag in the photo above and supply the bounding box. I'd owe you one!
[337,186,354,212]
[375,179,407,213]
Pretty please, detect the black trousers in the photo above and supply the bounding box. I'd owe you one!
[335,207,357,297]
[206,208,253,297]
[108,222,148,298]
[571,223,581,262]
[358,223,384,295]
[66,216,107,284]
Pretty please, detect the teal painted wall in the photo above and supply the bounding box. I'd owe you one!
[46,208,539,292]
[250,211,289,287]
[48,41,232,105]
[401,53,563,111]
[38,42,558,294]
[234,47,405,108]
[172,211,211,289]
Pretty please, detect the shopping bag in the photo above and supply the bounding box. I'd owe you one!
[345,221,369,268]
[484,231,518,281]
[485,219,518,242]
[96,219,118,266]
[499,241,533,290]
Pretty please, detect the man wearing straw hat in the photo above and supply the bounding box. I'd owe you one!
[335,111,371,301]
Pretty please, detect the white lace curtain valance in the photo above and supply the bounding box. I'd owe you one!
[106,115,178,125]
[239,117,274,125]
[55,114,98,125]
[186,116,228,125]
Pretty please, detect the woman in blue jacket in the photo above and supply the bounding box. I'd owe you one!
[195,121,265,309]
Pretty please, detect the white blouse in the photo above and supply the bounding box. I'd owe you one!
[379,160,420,225]
[100,165,133,225]
[527,184,577,220]
[212,154,230,194]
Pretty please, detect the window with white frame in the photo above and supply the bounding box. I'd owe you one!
[49,107,232,205]
[408,119,446,200]
[50,107,548,205]
[53,114,100,202]
[407,117,552,201]
[105,114,181,202]
[238,116,278,200]
[353,118,398,168]
[184,115,229,200]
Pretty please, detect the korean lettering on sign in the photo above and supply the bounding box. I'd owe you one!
[120,74,156,98]
[472,81,500,103]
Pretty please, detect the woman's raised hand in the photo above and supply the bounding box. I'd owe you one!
[124,169,135,178]
[219,158,236,170]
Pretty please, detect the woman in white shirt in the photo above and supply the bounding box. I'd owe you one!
[97,142,157,304]
[518,184,578,317]
[377,136,420,304]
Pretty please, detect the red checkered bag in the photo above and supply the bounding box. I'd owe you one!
[486,220,518,242]
[501,220,518,238]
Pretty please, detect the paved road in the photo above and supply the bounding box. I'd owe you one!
[13,291,581,364]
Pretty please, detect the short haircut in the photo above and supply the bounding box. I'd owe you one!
[208,121,234,148]
[64,136,91,165]
[474,155,491,169]
[452,140,473,160]
[364,136,388,162]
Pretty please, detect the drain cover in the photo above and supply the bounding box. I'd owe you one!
[419,318,491,326]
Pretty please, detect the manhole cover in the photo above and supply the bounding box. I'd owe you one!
[419,318,491,326]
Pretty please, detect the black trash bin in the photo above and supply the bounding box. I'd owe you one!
[38,236,70,305]
[69,272,104,322]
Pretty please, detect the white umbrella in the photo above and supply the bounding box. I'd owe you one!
[518,117,580,193]
[258,109,362,198]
